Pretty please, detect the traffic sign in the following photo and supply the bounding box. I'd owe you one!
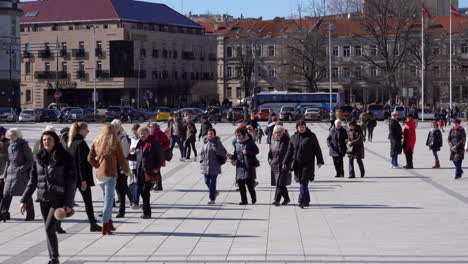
[54,93,61,99]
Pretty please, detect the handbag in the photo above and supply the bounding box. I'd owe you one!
[164,149,173,162]
[144,169,161,183]
[346,146,354,154]
[216,154,227,165]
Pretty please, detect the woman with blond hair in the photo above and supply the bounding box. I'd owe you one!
[0,128,34,221]
[268,125,292,206]
[88,124,130,235]
[67,122,101,232]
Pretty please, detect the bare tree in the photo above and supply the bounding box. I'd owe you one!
[235,39,259,98]
[327,0,361,15]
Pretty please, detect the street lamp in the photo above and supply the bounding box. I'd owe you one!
[327,23,336,121]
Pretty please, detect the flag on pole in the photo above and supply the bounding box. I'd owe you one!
[451,5,461,17]
[421,3,432,19]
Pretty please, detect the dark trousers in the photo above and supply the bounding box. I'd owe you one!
[237,177,256,203]
[454,160,464,177]
[184,138,197,159]
[274,186,290,202]
[132,170,140,205]
[170,135,184,158]
[391,154,399,167]
[404,150,413,168]
[349,158,365,177]
[432,150,439,162]
[368,127,375,141]
[115,174,132,214]
[40,202,59,260]
[77,186,97,224]
[332,156,345,177]
[298,179,310,204]
[204,174,218,201]
[0,195,34,220]
[0,180,4,203]
[139,182,154,216]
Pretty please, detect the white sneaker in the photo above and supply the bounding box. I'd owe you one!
[180,158,185,162]
[208,200,215,205]
[131,204,140,210]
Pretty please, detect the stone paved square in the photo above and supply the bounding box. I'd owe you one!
[0,121,467,263]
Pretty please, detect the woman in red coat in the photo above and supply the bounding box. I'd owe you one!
[149,122,170,191]
[403,115,417,169]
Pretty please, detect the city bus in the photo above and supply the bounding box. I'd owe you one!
[252,91,345,111]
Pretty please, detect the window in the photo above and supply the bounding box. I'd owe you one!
[68,25,73,30]
[227,47,233,57]
[103,24,108,29]
[433,65,440,75]
[62,62,67,72]
[236,47,242,57]
[96,41,102,50]
[343,67,351,78]
[61,42,67,53]
[332,46,339,56]
[97,61,102,71]
[226,87,232,98]
[462,43,468,54]
[257,65,263,77]
[25,62,31,74]
[354,66,362,79]
[25,43,31,52]
[173,50,178,59]
[343,46,350,57]
[236,87,241,98]
[226,66,232,78]
[79,61,85,71]
[153,49,159,58]
[268,46,275,56]
[79,41,85,50]
[433,47,440,55]
[370,45,377,56]
[332,67,339,78]
[45,62,50,72]
[235,67,241,77]
[140,48,146,57]
[268,66,275,77]
[410,65,416,74]
[452,43,456,55]
[26,90,32,102]
[370,67,377,77]
[255,46,262,57]
[355,46,362,56]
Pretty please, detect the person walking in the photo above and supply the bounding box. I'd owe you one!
[198,115,213,141]
[184,117,198,161]
[448,119,466,179]
[359,110,369,141]
[227,127,259,205]
[0,128,34,222]
[129,126,163,218]
[111,120,133,218]
[327,120,348,178]
[403,115,417,169]
[67,122,101,232]
[0,127,9,205]
[283,120,324,209]
[367,112,377,142]
[389,112,403,169]
[426,121,443,169]
[148,122,170,192]
[88,124,131,235]
[256,126,264,144]
[265,116,278,145]
[129,124,141,209]
[168,113,185,161]
[200,128,227,205]
[269,125,292,206]
[347,121,365,178]
[20,131,76,264]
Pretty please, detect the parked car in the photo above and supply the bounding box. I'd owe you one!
[38,109,58,122]
[339,105,354,120]
[205,107,223,122]
[393,106,407,120]
[19,109,40,122]
[227,107,244,121]
[304,107,326,121]
[367,104,385,121]
[256,108,270,121]
[0,108,18,122]
[177,108,204,121]
[155,107,172,121]
[105,106,146,122]
[279,106,296,121]
[48,103,70,110]
[417,109,436,120]
[69,108,85,121]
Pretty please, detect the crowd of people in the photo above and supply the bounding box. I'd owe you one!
[0,107,467,264]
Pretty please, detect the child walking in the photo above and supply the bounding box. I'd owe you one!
[426,121,443,168]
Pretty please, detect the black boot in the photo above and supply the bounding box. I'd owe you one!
[90,222,102,232]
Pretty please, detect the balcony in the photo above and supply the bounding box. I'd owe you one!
[72,49,86,58]
[22,51,32,58]
[77,70,87,79]
[95,48,104,57]
[96,70,110,79]
[38,49,52,58]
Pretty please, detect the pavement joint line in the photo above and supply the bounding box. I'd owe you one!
[291,189,307,259]
[264,175,273,260]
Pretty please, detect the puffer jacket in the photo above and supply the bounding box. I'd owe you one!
[448,126,466,161]
[3,139,34,196]
[200,136,227,176]
[231,136,259,181]
[21,147,76,208]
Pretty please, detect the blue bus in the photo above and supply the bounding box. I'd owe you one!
[252,92,344,111]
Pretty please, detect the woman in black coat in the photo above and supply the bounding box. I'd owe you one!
[347,121,365,178]
[327,120,348,178]
[67,122,101,232]
[20,131,76,264]
[268,125,292,206]
[388,112,403,168]
[227,127,259,205]
[129,127,163,218]
[283,120,324,209]
[426,121,443,168]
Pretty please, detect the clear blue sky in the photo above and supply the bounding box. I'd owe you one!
[21,0,468,20]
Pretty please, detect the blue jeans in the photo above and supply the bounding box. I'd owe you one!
[99,177,117,223]
[204,174,218,201]
[454,160,463,177]
[298,180,310,204]
[132,169,139,205]
[391,154,398,167]
[170,135,184,157]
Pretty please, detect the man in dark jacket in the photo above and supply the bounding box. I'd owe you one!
[389,112,403,168]
[198,116,213,141]
[283,120,324,209]
[267,109,277,124]
[168,113,185,161]
[448,119,466,179]
[327,120,348,178]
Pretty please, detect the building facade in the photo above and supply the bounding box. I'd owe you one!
[0,0,22,107]
[20,0,218,109]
